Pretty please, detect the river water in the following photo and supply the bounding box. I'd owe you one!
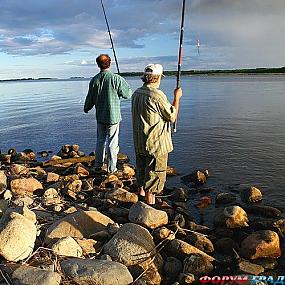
[0,75,285,210]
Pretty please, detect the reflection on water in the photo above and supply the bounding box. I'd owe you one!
[0,75,285,208]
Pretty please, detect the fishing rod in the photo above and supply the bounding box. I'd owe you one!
[173,0,186,133]
[100,0,120,74]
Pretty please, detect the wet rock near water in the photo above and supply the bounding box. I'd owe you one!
[240,230,281,259]
[240,186,263,203]
[0,144,284,284]
[181,169,209,186]
[215,192,237,204]
[57,144,85,159]
[214,205,249,229]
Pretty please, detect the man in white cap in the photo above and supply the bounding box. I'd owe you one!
[132,64,182,205]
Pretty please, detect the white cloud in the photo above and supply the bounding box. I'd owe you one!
[0,0,284,71]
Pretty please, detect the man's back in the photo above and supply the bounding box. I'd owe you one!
[132,83,176,156]
[85,70,131,124]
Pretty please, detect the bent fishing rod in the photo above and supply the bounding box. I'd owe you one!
[100,0,120,74]
[173,0,186,133]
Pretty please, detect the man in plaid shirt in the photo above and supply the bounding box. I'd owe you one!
[84,54,132,173]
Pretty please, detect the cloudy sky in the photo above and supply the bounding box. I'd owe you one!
[0,0,284,79]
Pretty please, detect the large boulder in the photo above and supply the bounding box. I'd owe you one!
[12,265,61,285]
[10,177,43,195]
[104,223,163,284]
[45,210,114,244]
[0,207,37,261]
[240,230,281,259]
[61,258,133,285]
[128,202,168,229]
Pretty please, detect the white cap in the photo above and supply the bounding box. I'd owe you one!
[144,64,164,76]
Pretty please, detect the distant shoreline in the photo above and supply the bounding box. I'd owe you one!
[1,67,284,82]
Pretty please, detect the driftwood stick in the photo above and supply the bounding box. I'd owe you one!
[42,156,95,167]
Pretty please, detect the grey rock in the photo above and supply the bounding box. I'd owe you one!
[12,265,61,285]
[104,223,163,285]
[61,258,133,285]
[0,208,37,261]
[128,201,168,229]
[104,223,157,266]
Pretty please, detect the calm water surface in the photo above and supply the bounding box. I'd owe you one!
[0,75,285,209]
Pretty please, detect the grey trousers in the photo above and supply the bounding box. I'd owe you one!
[135,153,168,194]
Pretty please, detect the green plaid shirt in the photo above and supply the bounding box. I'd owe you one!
[132,83,177,156]
[84,70,132,124]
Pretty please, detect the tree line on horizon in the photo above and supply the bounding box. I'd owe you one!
[1,67,284,82]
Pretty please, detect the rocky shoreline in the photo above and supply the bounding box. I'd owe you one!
[0,145,284,285]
